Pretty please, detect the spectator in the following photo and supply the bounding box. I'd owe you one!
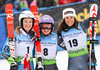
[19,0,30,11]
[13,1,23,12]
[37,0,57,8]
[19,0,28,8]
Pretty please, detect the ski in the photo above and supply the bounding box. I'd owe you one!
[5,3,18,70]
[5,3,15,59]
[89,4,98,70]
[30,2,43,69]
[30,1,42,58]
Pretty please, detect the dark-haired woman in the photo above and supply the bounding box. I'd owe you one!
[57,8,89,70]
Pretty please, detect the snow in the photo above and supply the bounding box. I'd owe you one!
[0,45,100,70]
[0,59,10,70]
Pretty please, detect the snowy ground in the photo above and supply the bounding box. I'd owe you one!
[0,45,100,70]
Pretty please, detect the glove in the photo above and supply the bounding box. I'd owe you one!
[29,31,36,41]
[37,57,44,70]
[8,57,18,70]
[87,40,90,45]
[87,40,90,51]
[10,63,18,70]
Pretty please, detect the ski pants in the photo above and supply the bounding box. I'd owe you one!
[35,63,58,70]
[68,53,89,70]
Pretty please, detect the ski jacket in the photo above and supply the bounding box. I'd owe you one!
[2,27,35,70]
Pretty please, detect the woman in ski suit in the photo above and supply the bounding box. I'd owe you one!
[2,10,42,70]
[35,15,63,70]
[57,8,89,70]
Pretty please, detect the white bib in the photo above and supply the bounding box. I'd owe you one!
[63,32,86,50]
[15,40,34,57]
[41,42,57,59]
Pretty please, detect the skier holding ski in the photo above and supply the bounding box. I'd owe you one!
[35,15,63,70]
[57,8,89,70]
[2,10,43,70]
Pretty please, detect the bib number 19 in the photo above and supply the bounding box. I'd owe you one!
[68,39,78,47]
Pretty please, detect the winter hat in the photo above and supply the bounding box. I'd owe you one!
[63,8,76,19]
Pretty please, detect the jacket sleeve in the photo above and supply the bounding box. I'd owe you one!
[80,19,90,33]
[1,37,10,60]
[57,34,67,50]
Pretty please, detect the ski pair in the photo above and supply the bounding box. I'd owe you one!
[89,4,98,70]
[5,2,42,70]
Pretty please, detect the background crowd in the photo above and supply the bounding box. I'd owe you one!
[0,0,98,13]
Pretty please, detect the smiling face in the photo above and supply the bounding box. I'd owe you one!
[41,24,52,35]
[23,18,33,32]
[65,16,75,27]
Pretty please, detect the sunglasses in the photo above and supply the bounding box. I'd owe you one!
[41,27,51,30]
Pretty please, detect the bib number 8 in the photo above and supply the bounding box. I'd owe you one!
[43,48,48,56]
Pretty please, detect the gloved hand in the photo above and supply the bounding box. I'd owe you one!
[87,40,90,45]
[10,62,18,70]
[37,57,44,70]
[87,40,90,51]
[8,57,18,70]
[29,31,36,41]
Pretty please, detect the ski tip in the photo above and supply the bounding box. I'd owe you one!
[90,3,98,10]
[90,3,98,17]
[5,3,13,11]
[5,3,12,7]
[30,1,37,6]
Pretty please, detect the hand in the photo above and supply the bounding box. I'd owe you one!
[37,57,44,70]
[87,40,90,45]
[10,62,18,70]
[37,62,44,70]
[8,57,15,64]
[8,57,18,70]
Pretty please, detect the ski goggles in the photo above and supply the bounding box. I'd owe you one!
[41,27,51,30]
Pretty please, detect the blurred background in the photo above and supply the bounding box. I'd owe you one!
[0,0,100,67]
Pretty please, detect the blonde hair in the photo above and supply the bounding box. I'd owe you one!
[15,26,21,36]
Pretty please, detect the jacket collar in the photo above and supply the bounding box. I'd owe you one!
[20,28,28,36]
